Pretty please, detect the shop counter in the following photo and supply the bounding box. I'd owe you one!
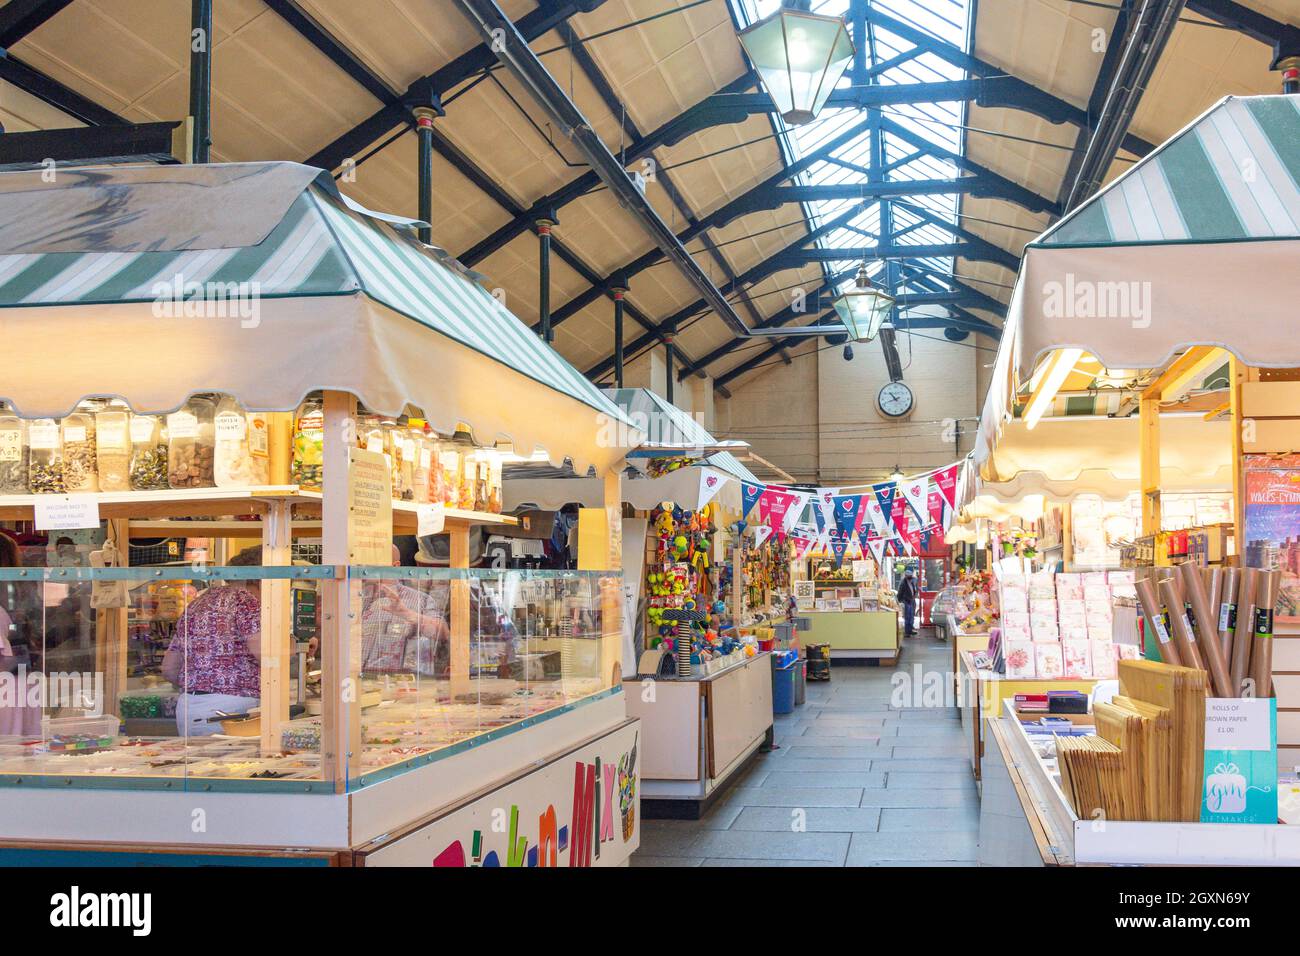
[799,610,901,663]
[949,628,991,708]
[959,651,1098,781]
[979,702,1300,866]
[623,652,773,818]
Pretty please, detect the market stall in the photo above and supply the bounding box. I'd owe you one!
[791,551,901,662]
[968,94,1300,855]
[502,386,773,818]
[0,162,644,866]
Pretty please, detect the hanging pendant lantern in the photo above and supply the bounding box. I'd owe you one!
[737,5,855,126]
[832,262,894,342]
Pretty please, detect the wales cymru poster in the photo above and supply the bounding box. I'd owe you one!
[1244,454,1300,625]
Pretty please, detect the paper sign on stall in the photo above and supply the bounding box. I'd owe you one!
[34,495,100,531]
[348,447,394,564]
[417,503,446,537]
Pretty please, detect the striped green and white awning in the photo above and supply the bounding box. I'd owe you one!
[0,162,626,426]
[1039,95,1300,248]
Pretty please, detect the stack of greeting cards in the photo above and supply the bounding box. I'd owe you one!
[998,567,1144,681]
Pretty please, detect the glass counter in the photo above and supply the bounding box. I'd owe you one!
[0,565,621,793]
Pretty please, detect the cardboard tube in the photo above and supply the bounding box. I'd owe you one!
[1251,569,1280,699]
[1136,576,1180,665]
[1179,561,1232,698]
[1203,567,1222,637]
[1159,578,1202,673]
[1217,566,1240,663]
[1230,567,1258,697]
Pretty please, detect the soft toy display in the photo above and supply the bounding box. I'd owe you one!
[644,503,738,670]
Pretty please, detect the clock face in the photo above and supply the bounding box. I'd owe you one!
[878,381,914,418]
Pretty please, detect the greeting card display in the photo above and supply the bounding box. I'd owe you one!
[1004,640,1036,679]
[1034,643,1064,679]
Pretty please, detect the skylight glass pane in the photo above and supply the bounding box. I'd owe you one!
[730,0,972,315]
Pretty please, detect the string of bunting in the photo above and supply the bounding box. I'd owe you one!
[740,461,963,568]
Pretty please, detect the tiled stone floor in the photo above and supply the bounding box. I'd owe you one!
[632,632,980,867]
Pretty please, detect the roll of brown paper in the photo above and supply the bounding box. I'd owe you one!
[1251,569,1280,699]
[1218,566,1240,663]
[1135,576,1180,665]
[1203,567,1222,638]
[1160,577,1203,674]
[1179,561,1232,698]
[1230,567,1258,697]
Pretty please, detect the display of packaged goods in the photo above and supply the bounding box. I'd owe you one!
[166,394,215,489]
[94,401,131,491]
[61,404,99,492]
[129,414,170,490]
[291,396,325,490]
[213,395,271,487]
[0,407,28,493]
[409,420,432,504]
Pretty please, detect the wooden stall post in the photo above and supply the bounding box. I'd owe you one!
[448,523,471,701]
[1139,395,1161,538]
[602,467,624,686]
[320,390,361,790]
[95,518,131,719]
[1230,356,1249,557]
[259,499,291,754]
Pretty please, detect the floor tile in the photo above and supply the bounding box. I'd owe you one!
[689,829,851,864]
[730,806,883,832]
[878,807,980,831]
[717,786,865,807]
[844,830,979,864]
[760,770,886,789]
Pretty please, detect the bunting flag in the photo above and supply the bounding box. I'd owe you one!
[927,489,947,531]
[864,498,890,537]
[790,534,814,560]
[866,536,886,565]
[759,486,801,532]
[872,482,896,523]
[831,493,862,536]
[698,469,725,510]
[741,481,766,518]
[784,489,812,532]
[815,487,838,533]
[890,494,910,540]
[830,538,848,567]
[933,463,960,512]
[752,524,773,548]
[899,474,930,525]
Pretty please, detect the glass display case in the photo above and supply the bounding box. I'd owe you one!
[0,565,619,794]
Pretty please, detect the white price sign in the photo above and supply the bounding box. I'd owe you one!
[417,503,446,537]
[34,495,101,531]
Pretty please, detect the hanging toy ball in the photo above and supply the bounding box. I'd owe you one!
[673,535,689,557]
[658,624,673,637]
[683,598,696,611]
[712,601,726,615]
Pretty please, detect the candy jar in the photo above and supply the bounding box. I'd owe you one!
[0,407,28,494]
[487,457,502,514]
[409,419,431,504]
[167,394,215,489]
[61,403,99,493]
[94,401,131,492]
[245,409,271,485]
[28,418,64,494]
[291,396,325,490]
[129,414,169,490]
[438,441,461,507]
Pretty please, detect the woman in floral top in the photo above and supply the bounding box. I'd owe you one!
[162,547,263,737]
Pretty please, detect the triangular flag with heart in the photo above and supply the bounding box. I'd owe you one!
[900,474,929,525]
[934,463,960,512]
[784,490,812,532]
[830,538,848,567]
[741,481,766,518]
[815,487,838,533]
[831,494,861,537]
[867,536,886,564]
[873,481,895,517]
[697,468,725,510]
[928,489,947,530]
[865,498,890,537]
[752,523,773,548]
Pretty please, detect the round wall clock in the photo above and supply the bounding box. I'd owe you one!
[877,381,915,419]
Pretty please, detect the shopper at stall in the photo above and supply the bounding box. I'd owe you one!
[162,546,263,737]
[360,545,451,673]
[897,568,919,639]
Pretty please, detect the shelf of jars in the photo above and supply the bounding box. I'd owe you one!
[0,392,518,530]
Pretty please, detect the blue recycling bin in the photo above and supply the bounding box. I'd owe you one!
[773,660,797,715]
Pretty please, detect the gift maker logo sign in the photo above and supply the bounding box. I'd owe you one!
[1041,273,1152,329]
[433,739,637,867]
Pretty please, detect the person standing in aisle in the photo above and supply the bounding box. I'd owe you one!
[897,568,919,639]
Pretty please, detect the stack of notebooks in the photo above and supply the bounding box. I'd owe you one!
[1054,659,1207,822]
